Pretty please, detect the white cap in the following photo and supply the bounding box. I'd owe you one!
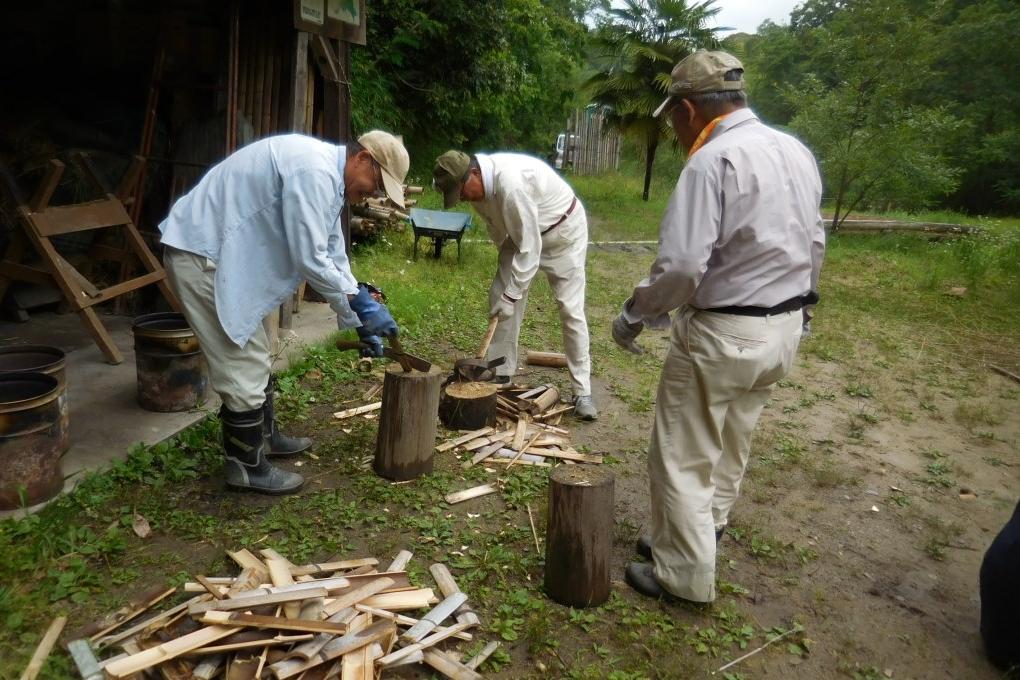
[357,130,409,208]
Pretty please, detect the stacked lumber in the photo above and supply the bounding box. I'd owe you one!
[350,185,422,237]
[437,385,601,505]
[69,547,496,679]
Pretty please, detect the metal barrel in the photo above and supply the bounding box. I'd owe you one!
[0,373,64,510]
[0,345,70,453]
[132,313,209,412]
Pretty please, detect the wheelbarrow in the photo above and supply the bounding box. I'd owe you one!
[410,208,472,261]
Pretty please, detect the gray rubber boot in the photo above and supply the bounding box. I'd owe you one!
[263,378,312,457]
[221,406,303,495]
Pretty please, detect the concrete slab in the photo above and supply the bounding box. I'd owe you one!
[0,301,339,518]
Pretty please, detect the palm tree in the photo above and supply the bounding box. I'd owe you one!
[586,0,725,200]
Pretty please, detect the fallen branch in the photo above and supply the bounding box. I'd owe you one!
[714,625,802,675]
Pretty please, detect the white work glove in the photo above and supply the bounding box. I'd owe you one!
[612,313,644,355]
[490,292,517,321]
[802,307,814,337]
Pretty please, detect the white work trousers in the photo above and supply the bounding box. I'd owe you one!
[487,207,591,396]
[649,307,802,602]
[163,247,271,412]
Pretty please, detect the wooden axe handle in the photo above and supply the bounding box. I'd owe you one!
[336,340,369,351]
[476,316,499,359]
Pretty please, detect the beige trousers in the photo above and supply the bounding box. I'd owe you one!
[487,207,591,396]
[649,307,802,602]
[163,247,271,412]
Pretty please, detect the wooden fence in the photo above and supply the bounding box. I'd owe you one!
[565,107,621,175]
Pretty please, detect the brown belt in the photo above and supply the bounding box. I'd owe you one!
[541,197,578,235]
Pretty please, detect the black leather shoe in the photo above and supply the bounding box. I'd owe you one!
[636,528,725,560]
[221,406,303,495]
[263,378,312,457]
[624,563,709,606]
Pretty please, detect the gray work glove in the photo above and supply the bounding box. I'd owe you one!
[490,292,517,322]
[612,313,644,355]
[802,306,814,337]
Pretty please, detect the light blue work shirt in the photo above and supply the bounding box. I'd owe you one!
[159,134,361,347]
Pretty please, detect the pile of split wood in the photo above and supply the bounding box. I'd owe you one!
[441,384,602,505]
[350,185,422,237]
[64,548,497,679]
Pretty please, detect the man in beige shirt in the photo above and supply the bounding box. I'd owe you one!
[613,51,825,602]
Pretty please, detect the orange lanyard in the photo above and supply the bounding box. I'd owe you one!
[687,113,732,159]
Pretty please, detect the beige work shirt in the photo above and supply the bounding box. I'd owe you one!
[471,153,577,300]
[623,108,825,328]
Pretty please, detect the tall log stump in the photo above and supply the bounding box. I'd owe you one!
[374,365,443,481]
[544,464,614,607]
[439,381,497,430]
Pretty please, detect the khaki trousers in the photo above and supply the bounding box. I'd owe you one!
[163,247,271,412]
[487,207,592,396]
[649,307,802,602]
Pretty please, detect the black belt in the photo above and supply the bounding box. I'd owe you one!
[705,292,819,317]
[541,197,577,235]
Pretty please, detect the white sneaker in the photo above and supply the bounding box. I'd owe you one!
[573,395,598,421]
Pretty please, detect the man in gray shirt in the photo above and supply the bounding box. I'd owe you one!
[613,51,825,603]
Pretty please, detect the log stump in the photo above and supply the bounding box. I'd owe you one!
[544,464,614,608]
[374,365,443,481]
[439,381,497,430]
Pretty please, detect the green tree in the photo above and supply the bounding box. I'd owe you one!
[585,0,724,200]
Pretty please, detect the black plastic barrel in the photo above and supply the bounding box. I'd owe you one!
[132,312,208,412]
[0,373,63,509]
[0,345,69,453]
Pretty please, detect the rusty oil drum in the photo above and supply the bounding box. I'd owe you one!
[0,373,64,510]
[0,345,69,453]
[132,312,209,412]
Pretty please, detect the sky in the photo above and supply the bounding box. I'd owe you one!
[710,0,802,35]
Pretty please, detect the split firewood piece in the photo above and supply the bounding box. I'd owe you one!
[322,576,395,617]
[340,614,379,680]
[465,640,500,670]
[363,383,382,401]
[227,567,262,597]
[445,484,498,505]
[516,385,549,401]
[299,596,324,621]
[534,403,573,421]
[290,557,378,577]
[386,550,413,572]
[268,619,396,680]
[353,604,473,641]
[465,440,505,468]
[429,564,481,627]
[422,648,484,680]
[524,448,603,464]
[86,586,177,641]
[104,625,236,678]
[67,640,103,680]
[332,402,381,419]
[194,575,227,599]
[188,587,328,616]
[333,571,410,596]
[345,564,379,576]
[229,576,350,600]
[436,427,494,452]
[400,592,467,643]
[192,653,226,680]
[192,632,313,654]
[526,386,560,415]
[511,416,529,451]
[227,548,269,581]
[461,430,513,452]
[503,433,543,472]
[384,648,425,668]
[95,594,209,649]
[266,558,301,618]
[282,607,359,662]
[361,588,437,611]
[19,615,66,680]
[487,457,551,468]
[376,622,472,668]
[201,610,348,634]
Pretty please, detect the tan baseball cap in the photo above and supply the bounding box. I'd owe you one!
[432,150,471,209]
[653,50,745,117]
[358,130,409,208]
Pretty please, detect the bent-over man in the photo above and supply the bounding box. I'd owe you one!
[160,131,408,495]
[613,51,826,602]
[432,151,597,420]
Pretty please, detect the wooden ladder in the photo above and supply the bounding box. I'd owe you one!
[0,155,180,364]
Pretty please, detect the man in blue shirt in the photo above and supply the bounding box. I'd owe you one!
[160,131,408,495]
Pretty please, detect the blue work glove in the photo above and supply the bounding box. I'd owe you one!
[349,284,398,338]
[612,313,644,355]
[356,327,385,357]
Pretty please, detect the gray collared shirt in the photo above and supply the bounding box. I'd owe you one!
[624,108,825,328]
